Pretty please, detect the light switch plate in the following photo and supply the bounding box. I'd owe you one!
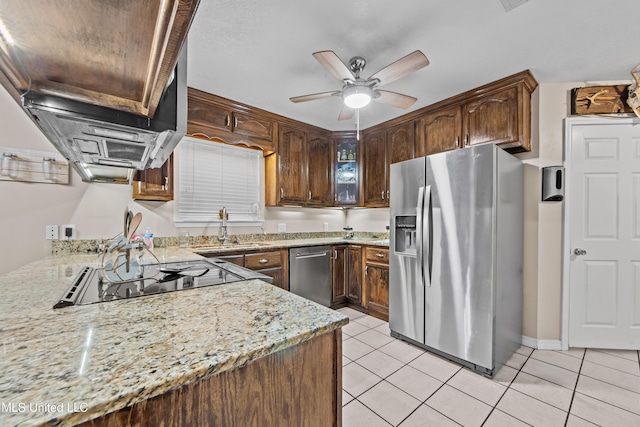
[278,223,286,233]
[46,225,59,240]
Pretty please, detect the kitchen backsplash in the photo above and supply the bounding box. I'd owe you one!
[50,231,384,255]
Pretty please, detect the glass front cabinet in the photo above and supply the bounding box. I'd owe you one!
[333,133,360,206]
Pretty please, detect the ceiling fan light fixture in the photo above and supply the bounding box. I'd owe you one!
[343,85,372,109]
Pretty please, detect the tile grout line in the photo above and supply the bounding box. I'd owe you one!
[480,349,534,427]
[564,349,586,427]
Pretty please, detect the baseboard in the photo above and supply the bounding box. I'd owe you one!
[522,335,562,350]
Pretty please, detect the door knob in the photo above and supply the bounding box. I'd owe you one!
[574,248,587,256]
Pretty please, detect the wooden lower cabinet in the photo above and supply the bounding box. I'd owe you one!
[347,245,363,305]
[330,244,390,321]
[330,246,347,306]
[363,247,389,321]
[204,249,288,290]
[364,263,389,320]
[80,330,342,427]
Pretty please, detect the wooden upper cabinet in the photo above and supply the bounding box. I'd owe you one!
[133,154,173,201]
[415,105,462,157]
[387,121,415,165]
[266,123,333,207]
[233,112,274,142]
[333,133,360,207]
[362,121,414,207]
[277,125,308,203]
[463,86,518,148]
[307,132,332,205]
[187,88,275,152]
[0,0,199,115]
[363,129,388,207]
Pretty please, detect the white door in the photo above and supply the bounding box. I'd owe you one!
[568,120,640,349]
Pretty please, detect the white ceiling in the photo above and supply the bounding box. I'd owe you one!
[186,0,640,131]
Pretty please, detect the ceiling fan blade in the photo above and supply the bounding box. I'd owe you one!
[367,50,429,86]
[374,90,418,109]
[290,91,340,103]
[338,105,354,121]
[312,50,355,82]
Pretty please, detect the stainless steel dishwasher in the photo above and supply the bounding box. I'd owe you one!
[289,245,331,306]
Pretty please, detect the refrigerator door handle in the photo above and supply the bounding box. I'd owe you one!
[423,185,432,286]
[416,186,428,287]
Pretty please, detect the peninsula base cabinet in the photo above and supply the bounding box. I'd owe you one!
[79,330,342,427]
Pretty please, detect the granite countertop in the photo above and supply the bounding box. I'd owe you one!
[190,237,390,255]
[0,248,348,426]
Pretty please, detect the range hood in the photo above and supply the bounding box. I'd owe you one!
[21,47,187,184]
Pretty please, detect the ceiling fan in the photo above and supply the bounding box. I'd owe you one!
[290,50,429,121]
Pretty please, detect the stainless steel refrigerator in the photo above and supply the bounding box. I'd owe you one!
[389,144,522,377]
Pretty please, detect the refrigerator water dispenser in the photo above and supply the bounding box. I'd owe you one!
[394,215,417,255]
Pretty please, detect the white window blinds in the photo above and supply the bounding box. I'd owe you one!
[176,137,261,224]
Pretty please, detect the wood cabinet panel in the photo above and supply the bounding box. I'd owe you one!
[415,105,462,157]
[278,125,308,203]
[215,254,245,266]
[347,245,362,304]
[387,122,415,164]
[364,263,389,320]
[81,330,341,427]
[245,251,282,269]
[188,95,231,133]
[307,132,332,205]
[233,111,274,142]
[331,246,347,306]
[363,129,387,207]
[256,267,286,290]
[187,88,276,153]
[463,87,518,148]
[133,154,173,201]
[365,247,389,263]
[203,249,287,290]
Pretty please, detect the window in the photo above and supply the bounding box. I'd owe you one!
[176,136,262,225]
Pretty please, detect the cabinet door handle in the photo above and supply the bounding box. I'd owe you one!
[334,250,337,259]
[381,191,385,199]
[164,176,169,190]
[465,135,469,146]
[259,259,269,264]
[386,190,389,199]
[375,253,385,258]
[456,136,460,148]
[334,194,338,202]
[234,116,238,128]
[365,266,368,276]
[308,190,312,200]
[280,188,284,198]
[225,115,230,127]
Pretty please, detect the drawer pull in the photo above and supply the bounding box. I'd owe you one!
[259,259,269,264]
[375,253,385,258]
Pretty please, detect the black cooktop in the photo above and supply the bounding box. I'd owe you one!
[53,259,272,308]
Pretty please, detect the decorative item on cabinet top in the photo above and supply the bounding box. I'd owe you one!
[0,147,69,184]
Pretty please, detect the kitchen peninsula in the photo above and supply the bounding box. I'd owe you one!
[0,248,347,426]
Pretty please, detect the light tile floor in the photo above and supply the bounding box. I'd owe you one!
[337,307,640,427]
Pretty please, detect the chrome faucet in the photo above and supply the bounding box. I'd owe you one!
[218,207,229,244]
